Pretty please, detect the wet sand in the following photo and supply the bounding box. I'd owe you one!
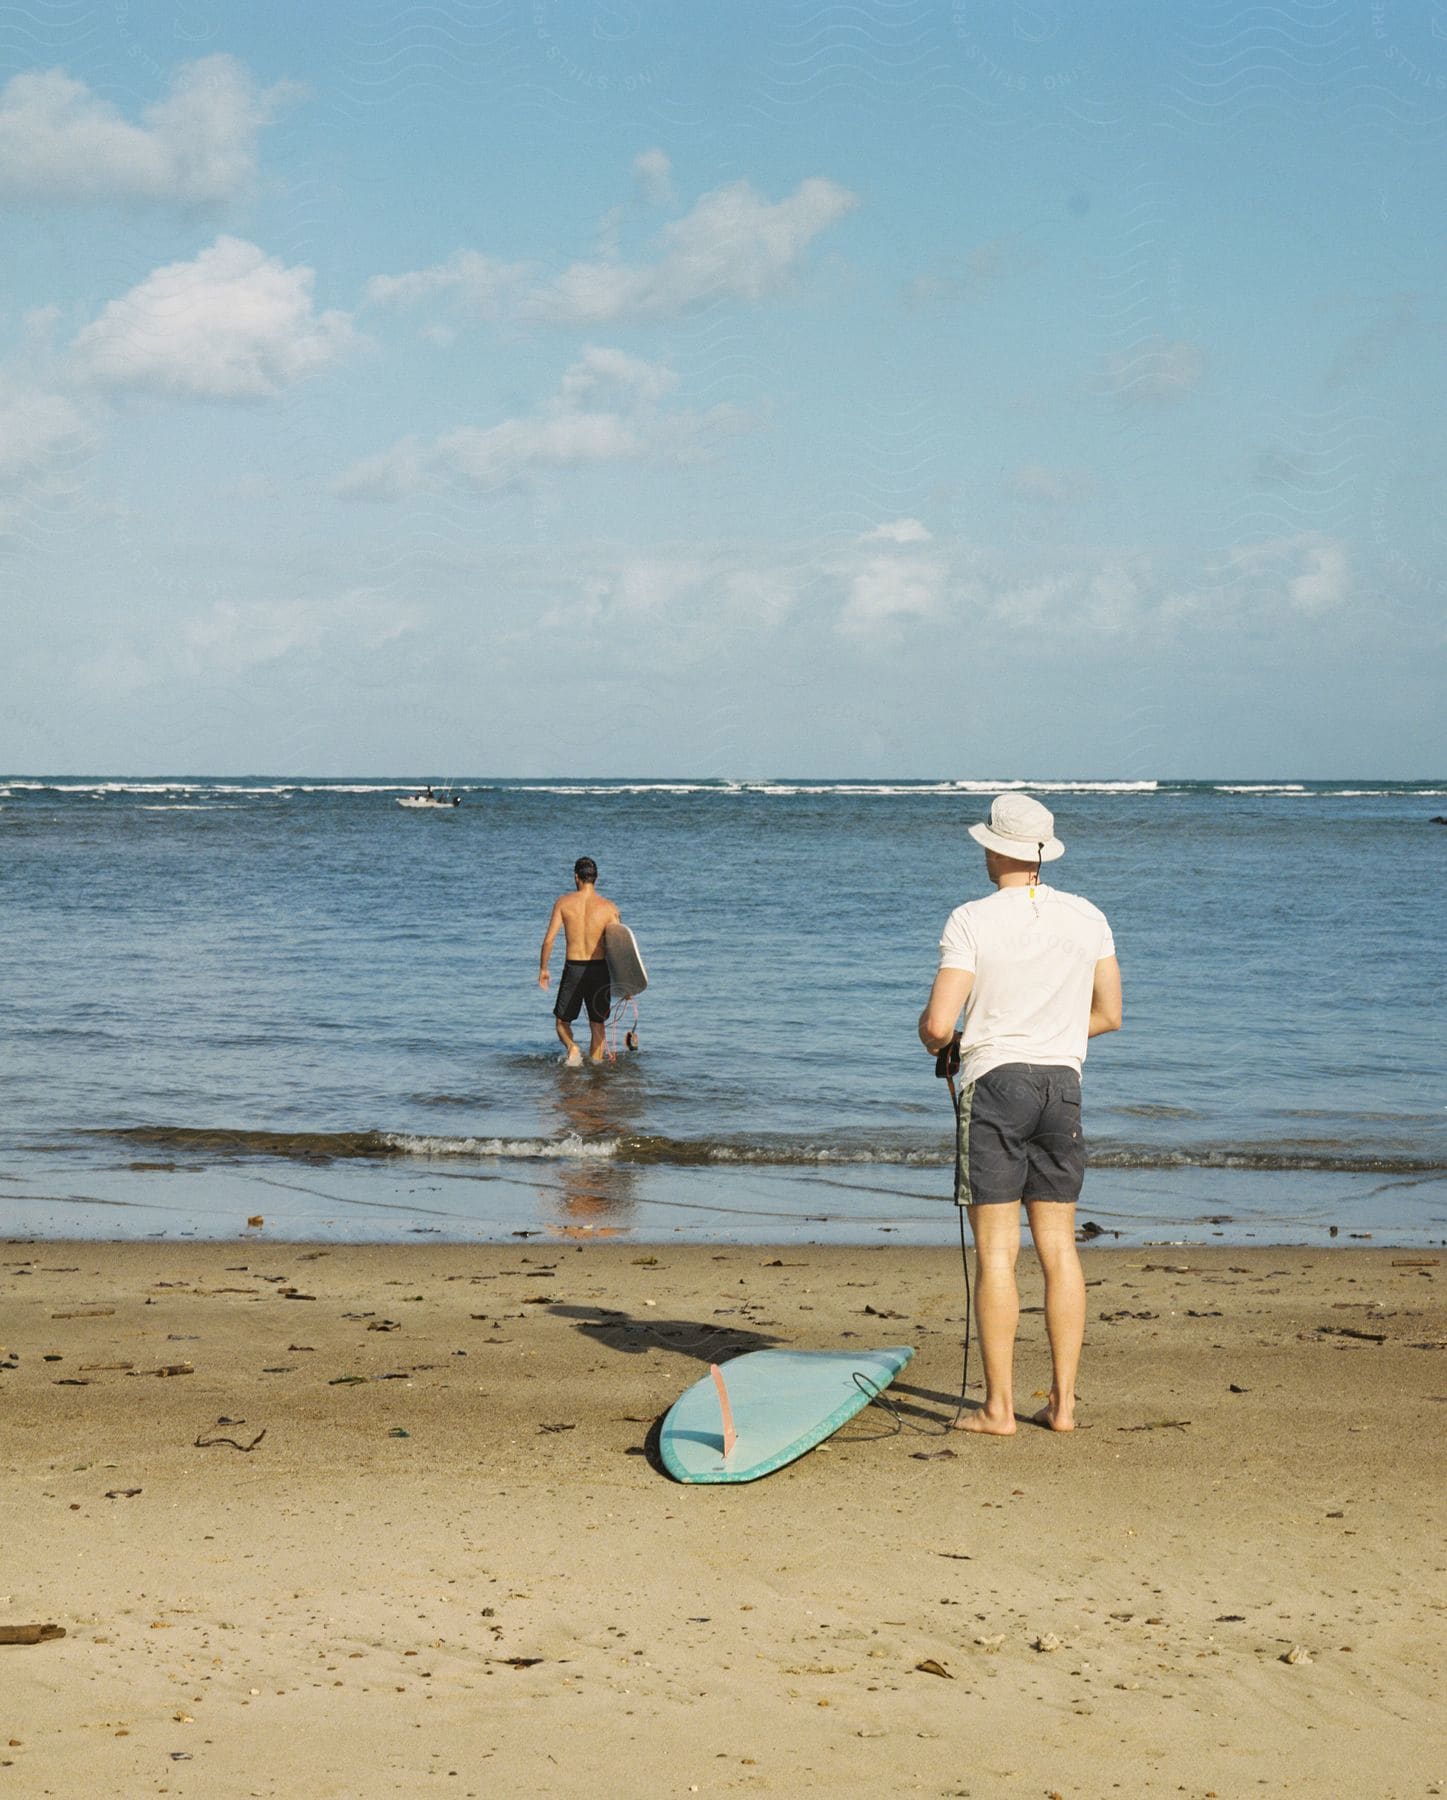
[3,1240,1444,1798]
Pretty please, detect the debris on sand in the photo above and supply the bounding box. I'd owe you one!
[194,1427,266,1452]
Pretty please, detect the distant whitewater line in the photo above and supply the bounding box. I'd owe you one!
[94,1125,1442,1176]
[3,777,1443,801]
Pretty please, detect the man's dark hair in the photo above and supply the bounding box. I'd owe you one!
[573,857,598,882]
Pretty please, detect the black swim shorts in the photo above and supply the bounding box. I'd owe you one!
[554,959,612,1024]
[954,1063,1084,1207]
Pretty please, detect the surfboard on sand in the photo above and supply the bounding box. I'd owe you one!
[659,1345,915,1484]
[603,921,647,1000]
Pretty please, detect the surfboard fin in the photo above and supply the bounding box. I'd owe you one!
[709,1363,738,1459]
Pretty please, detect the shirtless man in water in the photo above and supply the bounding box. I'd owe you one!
[538,857,619,1066]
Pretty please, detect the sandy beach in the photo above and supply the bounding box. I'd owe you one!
[3,1238,1443,1798]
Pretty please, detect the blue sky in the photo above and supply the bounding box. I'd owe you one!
[2,1,1443,776]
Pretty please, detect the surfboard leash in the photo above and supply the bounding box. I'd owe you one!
[605,995,640,1061]
[935,1036,974,1426]
[849,1369,956,1439]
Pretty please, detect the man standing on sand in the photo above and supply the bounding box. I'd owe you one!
[918,794,1122,1435]
[539,857,620,1067]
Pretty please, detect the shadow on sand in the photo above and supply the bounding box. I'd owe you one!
[548,1302,782,1364]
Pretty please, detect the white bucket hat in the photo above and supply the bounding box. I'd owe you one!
[968,792,1065,862]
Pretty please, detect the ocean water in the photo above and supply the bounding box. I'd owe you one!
[1,777,1443,1245]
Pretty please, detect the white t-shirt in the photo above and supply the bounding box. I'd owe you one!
[937,884,1115,1083]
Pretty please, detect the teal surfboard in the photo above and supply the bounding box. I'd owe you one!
[659,1346,915,1484]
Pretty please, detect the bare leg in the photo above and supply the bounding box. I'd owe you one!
[953,1201,1020,1435]
[587,1020,607,1063]
[1025,1200,1084,1431]
[555,1018,583,1066]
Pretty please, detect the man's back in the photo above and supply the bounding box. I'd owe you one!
[939,883,1114,1082]
[556,887,617,961]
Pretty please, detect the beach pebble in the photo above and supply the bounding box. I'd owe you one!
[1033,1633,1063,1653]
[1281,1644,1313,1665]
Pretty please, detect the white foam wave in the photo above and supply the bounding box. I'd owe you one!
[739,784,937,797]
[381,1131,621,1161]
[1212,787,1447,799]
[508,784,719,796]
[949,779,1159,794]
[3,781,280,796]
[503,779,1160,798]
[0,781,446,798]
[608,779,1163,798]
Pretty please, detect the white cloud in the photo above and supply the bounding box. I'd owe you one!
[1162,533,1352,624]
[557,344,680,408]
[822,525,1163,645]
[1286,539,1350,613]
[180,592,418,676]
[840,555,948,637]
[0,56,298,205]
[837,521,948,638]
[435,411,652,485]
[71,237,361,400]
[336,346,746,500]
[1100,337,1205,407]
[361,170,856,339]
[0,379,87,488]
[365,249,525,316]
[861,518,933,545]
[521,524,1315,654]
[529,176,859,325]
[1082,562,1147,631]
[333,437,429,504]
[0,376,95,537]
[601,555,707,617]
[1230,533,1351,614]
[633,147,674,206]
[523,545,801,655]
[990,573,1077,626]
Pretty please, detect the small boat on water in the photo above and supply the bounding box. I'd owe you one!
[397,786,461,810]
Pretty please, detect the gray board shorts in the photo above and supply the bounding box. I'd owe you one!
[955,1063,1085,1207]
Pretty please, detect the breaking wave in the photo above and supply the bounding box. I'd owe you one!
[93,1125,1443,1176]
[6,778,1444,805]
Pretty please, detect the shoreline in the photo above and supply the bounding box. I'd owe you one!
[3,1157,1444,1249]
[4,1240,1444,1796]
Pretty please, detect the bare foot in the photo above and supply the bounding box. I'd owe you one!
[563,1047,583,1068]
[588,1051,606,1064]
[1031,1400,1076,1432]
[952,1408,1017,1436]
